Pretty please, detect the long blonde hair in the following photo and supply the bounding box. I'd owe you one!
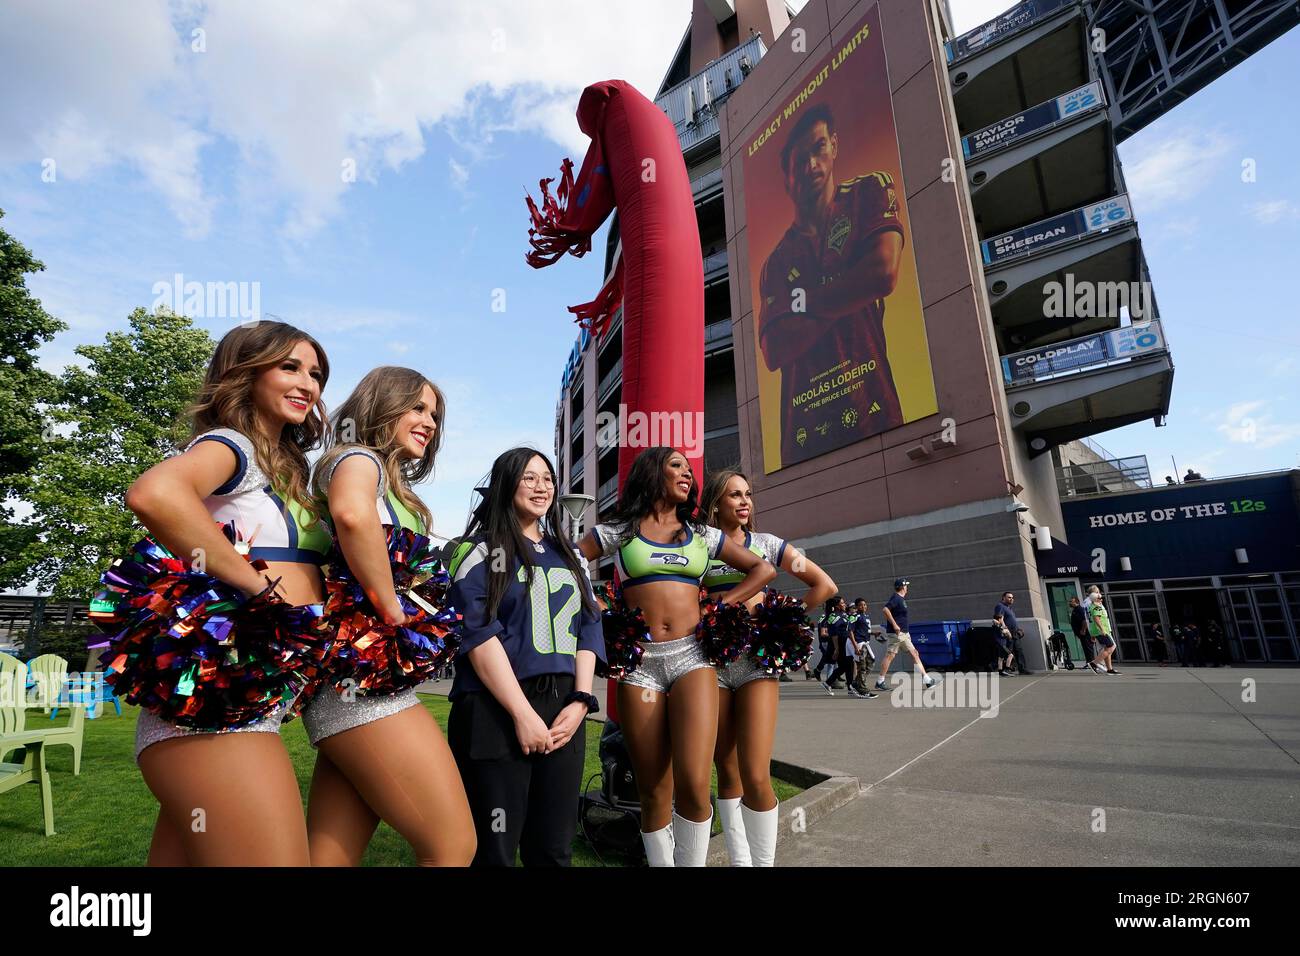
[700,468,756,532]
[186,321,329,520]
[315,366,443,530]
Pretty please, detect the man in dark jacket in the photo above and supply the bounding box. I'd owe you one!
[994,591,1035,675]
[1069,596,1097,671]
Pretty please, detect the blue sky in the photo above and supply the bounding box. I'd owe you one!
[1,0,1297,539]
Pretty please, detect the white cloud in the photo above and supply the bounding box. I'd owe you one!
[0,1,216,237]
[1212,399,1300,451]
[1247,199,1300,224]
[0,1,694,241]
[1121,128,1234,211]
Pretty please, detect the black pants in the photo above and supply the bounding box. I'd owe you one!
[448,673,585,867]
[828,655,855,686]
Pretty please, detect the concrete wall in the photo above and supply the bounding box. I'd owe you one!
[717,0,1055,644]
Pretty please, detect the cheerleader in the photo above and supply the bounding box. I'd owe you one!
[302,367,474,866]
[120,321,332,866]
[578,447,776,866]
[444,447,605,866]
[700,469,836,866]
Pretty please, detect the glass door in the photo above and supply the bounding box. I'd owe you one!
[1254,586,1297,663]
[1107,593,1143,662]
[1044,579,1083,658]
[1227,588,1265,662]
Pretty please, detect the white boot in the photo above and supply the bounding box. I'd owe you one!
[672,811,713,867]
[641,822,675,867]
[716,797,752,867]
[741,802,779,867]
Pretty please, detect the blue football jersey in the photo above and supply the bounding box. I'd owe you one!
[447,535,606,699]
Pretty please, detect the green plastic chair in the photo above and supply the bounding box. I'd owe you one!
[26,654,68,714]
[0,653,55,836]
[40,675,88,775]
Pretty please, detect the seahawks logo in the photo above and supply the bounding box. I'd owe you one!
[651,552,691,567]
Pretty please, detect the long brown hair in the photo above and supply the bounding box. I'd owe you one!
[700,468,755,532]
[314,366,443,530]
[186,321,329,519]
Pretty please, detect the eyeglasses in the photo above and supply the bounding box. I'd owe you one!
[520,473,555,489]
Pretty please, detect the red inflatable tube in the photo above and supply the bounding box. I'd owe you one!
[527,80,706,721]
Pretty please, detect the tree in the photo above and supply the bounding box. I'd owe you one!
[3,308,215,597]
[0,209,68,572]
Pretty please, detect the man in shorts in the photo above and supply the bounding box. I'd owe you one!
[875,578,939,690]
[1087,588,1121,674]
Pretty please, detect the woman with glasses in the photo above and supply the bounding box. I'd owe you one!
[445,447,605,866]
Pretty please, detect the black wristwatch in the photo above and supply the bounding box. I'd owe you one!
[564,691,600,715]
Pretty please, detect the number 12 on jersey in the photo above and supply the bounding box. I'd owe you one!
[518,565,581,655]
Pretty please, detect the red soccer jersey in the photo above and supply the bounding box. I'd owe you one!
[758,171,906,468]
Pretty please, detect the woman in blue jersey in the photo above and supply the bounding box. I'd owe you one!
[303,367,475,866]
[446,447,605,866]
[700,469,836,866]
[579,447,776,866]
[122,321,332,866]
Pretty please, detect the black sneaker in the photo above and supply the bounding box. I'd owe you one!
[779,674,793,683]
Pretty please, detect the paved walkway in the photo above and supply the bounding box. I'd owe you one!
[422,665,1300,866]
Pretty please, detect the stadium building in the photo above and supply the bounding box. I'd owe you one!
[554,0,1299,665]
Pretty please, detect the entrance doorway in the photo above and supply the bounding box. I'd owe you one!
[1165,588,1228,664]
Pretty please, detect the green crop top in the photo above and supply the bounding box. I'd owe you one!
[589,521,724,589]
[702,530,787,595]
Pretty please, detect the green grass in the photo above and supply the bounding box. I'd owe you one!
[0,697,801,867]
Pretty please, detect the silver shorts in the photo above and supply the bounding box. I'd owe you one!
[134,705,286,764]
[620,634,712,694]
[717,653,777,691]
[301,685,421,747]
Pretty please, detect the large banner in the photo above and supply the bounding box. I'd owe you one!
[962,81,1104,160]
[982,193,1133,268]
[1002,320,1166,385]
[742,5,937,473]
[945,0,1074,62]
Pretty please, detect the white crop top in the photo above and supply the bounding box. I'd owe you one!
[314,447,425,533]
[185,428,331,563]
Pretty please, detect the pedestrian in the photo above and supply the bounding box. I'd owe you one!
[993,610,1016,676]
[824,597,871,699]
[850,599,877,694]
[874,579,939,690]
[993,590,1035,675]
[1184,621,1202,667]
[1149,622,1168,666]
[1068,595,1095,671]
[1205,621,1227,666]
[1086,588,1120,674]
[1172,624,1189,667]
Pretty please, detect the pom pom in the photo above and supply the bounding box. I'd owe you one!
[88,524,333,730]
[695,592,755,666]
[593,586,648,680]
[319,526,461,697]
[747,591,814,674]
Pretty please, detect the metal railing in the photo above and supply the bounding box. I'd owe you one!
[656,35,766,153]
[1056,455,1152,498]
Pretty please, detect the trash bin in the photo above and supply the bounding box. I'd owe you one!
[910,621,971,670]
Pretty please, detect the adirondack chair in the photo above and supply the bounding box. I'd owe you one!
[52,650,120,720]
[40,674,88,775]
[26,653,68,715]
[0,653,55,835]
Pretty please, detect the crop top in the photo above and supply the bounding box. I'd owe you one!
[701,530,787,594]
[588,520,724,588]
[314,447,426,534]
[185,428,332,564]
